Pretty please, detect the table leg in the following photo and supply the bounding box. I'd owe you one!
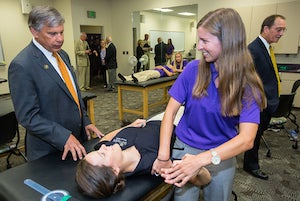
[118,86,124,120]
[87,100,95,124]
[143,89,149,118]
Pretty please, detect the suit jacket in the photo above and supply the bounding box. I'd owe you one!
[75,40,90,67]
[154,42,167,66]
[248,37,279,113]
[8,41,91,161]
[105,42,117,69]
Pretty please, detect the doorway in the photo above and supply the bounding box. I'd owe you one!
[80,25,103,86]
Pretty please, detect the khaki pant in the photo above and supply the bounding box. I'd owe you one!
[77,66,90,89]
[123,70,160,82]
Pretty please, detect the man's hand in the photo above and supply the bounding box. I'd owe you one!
[85,124,104,139]
[62,134,87,161]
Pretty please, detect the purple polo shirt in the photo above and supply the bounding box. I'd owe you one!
[156,66,173,77]
[171,60,189,70]
[169,60,260,149]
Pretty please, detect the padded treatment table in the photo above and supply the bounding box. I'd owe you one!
[116,75,178,120]
[0,138,172,201]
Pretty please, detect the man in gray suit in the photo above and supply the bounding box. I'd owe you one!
[8,6,103,161]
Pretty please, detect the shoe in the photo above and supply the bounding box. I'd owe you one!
[104,84,107,88]
[118,73,126,82]
[80,88,86,91]
[85,87,92,90]
[189,167,211,186]
[131,74,138,83]
[106,88,113,92]
[243,168,268,180]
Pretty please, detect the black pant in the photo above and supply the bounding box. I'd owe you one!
[100,65,107,85]
[243,110,271,170]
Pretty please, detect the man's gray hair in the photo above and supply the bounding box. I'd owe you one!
[28,6,65,31]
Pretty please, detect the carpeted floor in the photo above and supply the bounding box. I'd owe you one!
[1,78,299,201]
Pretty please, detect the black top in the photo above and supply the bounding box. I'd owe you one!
[117,121,160,176]
[94,121,162,176]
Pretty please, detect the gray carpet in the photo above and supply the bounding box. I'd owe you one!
[1,79,299,201]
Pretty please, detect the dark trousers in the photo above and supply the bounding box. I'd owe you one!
[100,65,107,85]
[243,110,271,170]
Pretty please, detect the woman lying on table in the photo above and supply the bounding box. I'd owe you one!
[75,119,211,198]
[118,52,188,83]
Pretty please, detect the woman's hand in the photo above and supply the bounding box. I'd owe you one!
[151,158,172,176]
[130,119,147,128]
[85,124,104,139]
[154,66,163,69]
[161,154,202,187]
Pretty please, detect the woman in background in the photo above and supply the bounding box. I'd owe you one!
[136,39,144,72]
[94,39,107,88]
[171,52,189,73]
[166,38,175,64]
[99,39,107,88]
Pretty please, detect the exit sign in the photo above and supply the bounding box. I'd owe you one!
[87,11,96,18]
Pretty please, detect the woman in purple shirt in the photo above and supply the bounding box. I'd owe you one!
[118,52,189,83]
[171,52,189,73]
[166,38,175,64]
[152,8,266,201]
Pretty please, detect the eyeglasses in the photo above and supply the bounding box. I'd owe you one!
[274,27,287,33]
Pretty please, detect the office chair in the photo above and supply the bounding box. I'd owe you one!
[0,111,27,169]
[264,79,300,157]
[289,79,300,133]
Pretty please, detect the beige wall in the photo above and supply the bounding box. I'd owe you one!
[0,0,112,94]
[109,0,300,75]
[1,0,300,94]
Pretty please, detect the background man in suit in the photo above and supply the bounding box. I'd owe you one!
[8,6,103,161]
[105,36,117,92]
[75,32,93,91]
[243,14,286,180]
[154,37,167,66]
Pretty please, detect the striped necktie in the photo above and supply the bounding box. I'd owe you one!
[53,52,81,111]
[269,45,281,96]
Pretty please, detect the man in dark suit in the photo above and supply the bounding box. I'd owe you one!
[243,14,286,180]
[8,6,103,161]
[105,36,117,92]
[154,37,167,66]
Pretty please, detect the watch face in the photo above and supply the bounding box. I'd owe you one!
[212,155,221,165]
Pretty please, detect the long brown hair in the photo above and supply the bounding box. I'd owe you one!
[75,159,125,198]
[174,52,184,70]
[193,8,266,116]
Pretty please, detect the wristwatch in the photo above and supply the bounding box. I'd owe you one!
[210,148,221,165]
